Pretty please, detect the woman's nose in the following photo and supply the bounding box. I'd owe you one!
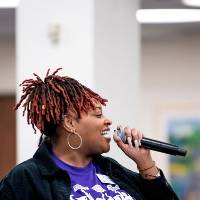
[105,118,112,126]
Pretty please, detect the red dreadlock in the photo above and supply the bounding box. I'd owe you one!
[14,68,108,137]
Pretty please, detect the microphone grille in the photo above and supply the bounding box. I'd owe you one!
[116,126,126,143]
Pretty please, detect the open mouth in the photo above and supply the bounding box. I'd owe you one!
[101,129,111,139]
[101,131,109,136]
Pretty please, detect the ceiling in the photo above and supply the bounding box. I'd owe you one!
[141,0,200,39]
[0,1,200,38]
[141,0,186,9]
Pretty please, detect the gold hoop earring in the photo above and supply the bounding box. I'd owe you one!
[67,132,82,150]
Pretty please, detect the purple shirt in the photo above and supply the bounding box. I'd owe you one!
[51,153,136,200]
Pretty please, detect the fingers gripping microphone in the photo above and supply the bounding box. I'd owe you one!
[116,126,187,157]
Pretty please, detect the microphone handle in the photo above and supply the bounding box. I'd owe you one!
[141,137,187,156]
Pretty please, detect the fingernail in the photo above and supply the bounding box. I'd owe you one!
[134,139,140,151]
[127,137,133,148]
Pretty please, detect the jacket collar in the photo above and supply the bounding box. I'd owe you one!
[33,140,61,177]
[93,155,116,177]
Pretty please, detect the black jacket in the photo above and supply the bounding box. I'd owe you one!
[0,141,179,200]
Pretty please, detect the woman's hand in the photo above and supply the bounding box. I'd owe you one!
[113,127,154,170]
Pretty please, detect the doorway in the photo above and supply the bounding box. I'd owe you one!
[0,8,16,179]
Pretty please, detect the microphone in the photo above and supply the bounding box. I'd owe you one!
[116,126,187,157]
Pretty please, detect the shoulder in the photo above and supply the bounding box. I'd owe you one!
[0,158,40,198]
[10,158,38,175]
[1,158,39,184]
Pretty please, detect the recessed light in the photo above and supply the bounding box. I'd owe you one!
[136,9,200,23]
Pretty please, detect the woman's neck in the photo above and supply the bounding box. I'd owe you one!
[52,141,91,168]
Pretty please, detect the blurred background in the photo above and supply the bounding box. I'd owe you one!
[1,0,200,199]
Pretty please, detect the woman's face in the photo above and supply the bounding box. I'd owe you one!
[74,104,112,156]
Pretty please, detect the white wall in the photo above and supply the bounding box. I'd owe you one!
[94,0,140,169]
[16,0,95,87]
[16,0,95,162]
[139,33,200,177]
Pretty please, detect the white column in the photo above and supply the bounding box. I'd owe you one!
[16,0,95,163]
[94,0,140,169]
[16,0,140,170]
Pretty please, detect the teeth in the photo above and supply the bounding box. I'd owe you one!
[101,132,108,135]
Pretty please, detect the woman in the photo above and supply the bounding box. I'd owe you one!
[0,68,179,200]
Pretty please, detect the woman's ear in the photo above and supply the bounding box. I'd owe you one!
[62,116,76,133]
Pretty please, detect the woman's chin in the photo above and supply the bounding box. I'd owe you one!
[94,144,110,155]
[102,144,110,154]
